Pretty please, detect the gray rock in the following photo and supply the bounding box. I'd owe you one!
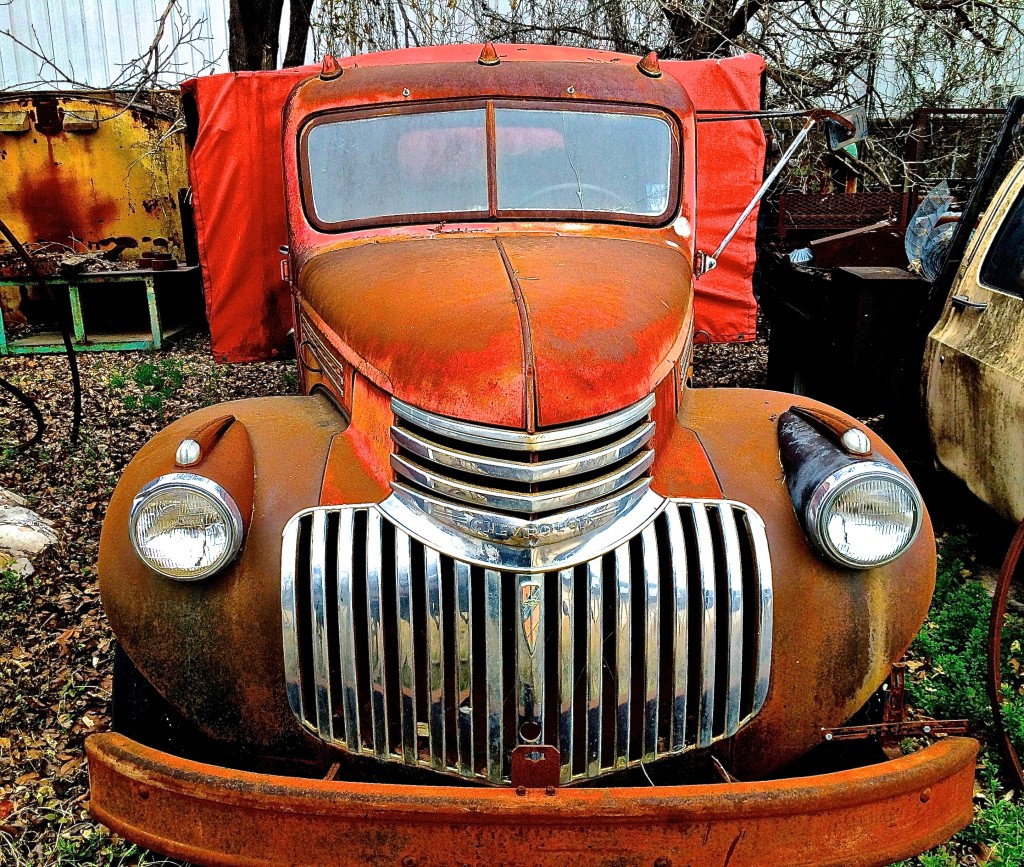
[0,487,28,507]
[0,552,34,577]
[0,503,58,556]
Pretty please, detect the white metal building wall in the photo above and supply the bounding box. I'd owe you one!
[0,0,233,90]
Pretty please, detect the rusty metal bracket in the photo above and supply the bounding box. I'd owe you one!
[820,666,969,745]
[876,662,911,758]
[882,662,908,725]
[510,745,560,789]
[822,720,969,742]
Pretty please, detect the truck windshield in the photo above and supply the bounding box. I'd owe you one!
[303,103,675,229]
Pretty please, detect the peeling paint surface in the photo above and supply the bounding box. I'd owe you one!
[0,93,188,260]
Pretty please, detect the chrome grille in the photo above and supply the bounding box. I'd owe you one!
[389,395,656,518]
[281,498,773,785]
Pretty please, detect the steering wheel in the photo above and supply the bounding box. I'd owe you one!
[519,182,629,211]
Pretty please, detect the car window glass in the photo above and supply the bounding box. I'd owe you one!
[306,109,488,223]
[494,109,672,216]
[980,182,1024,297]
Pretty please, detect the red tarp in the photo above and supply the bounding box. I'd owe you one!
[182,48,765,363]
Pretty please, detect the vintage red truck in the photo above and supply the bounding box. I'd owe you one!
[85,44,977,865]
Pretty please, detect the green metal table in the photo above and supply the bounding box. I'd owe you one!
[0,266,200,355]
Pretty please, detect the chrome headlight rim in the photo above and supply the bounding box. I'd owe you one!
[129,472,244,581]
[805,461,923,569]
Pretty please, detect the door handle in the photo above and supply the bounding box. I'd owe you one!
[951,294,988,312]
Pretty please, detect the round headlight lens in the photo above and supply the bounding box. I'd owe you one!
[807,462,922,568]
[129,474,243,580]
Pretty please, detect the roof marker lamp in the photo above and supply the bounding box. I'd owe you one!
[129,473,244,581]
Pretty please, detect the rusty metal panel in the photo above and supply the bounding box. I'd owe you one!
[0,92,188,261]
[925,153,1024,523]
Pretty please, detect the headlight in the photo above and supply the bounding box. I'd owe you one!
[805,462,922,568]
[129,473,244,580]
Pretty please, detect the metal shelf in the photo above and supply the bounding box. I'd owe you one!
[0,266,200,355]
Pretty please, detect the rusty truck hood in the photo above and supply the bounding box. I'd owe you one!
[298,234,692,428]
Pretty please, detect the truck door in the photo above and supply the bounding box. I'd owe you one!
[923,156,1024,522]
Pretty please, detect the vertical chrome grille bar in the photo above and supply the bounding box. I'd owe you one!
[281,518,304,722]
[557,566,574,783]
[484,568,504,783]
[336,510,360,751]
[718,505,745,735]
[454,561,474,777]
[365,510,389,757]
[309,511,334,742]
[424,547,446,770]
[747,511,774,713]
[613,544,631,769]
[691,505,717,747]
[663,505,688,751]
[585,557,603,776]
[640,522,660,760]
[515,574,544,747]
[395,529,417,765]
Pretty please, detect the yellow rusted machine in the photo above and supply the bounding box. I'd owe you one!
[0,92,194,353]
[0,91,188,255]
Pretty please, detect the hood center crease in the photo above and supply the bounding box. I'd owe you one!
[496,236,539,433]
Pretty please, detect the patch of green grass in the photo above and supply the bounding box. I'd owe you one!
[908,534,1024,753]
[200,364,224,407]
[127,358,186,412]
[280,367,299,391]
[0,567,30,618]
[46,825,147,866]
[899,533,1024,865]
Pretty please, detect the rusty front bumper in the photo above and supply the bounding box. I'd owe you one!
[87,733,977,867]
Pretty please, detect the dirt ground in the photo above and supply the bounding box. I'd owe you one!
[0,323,1015,865]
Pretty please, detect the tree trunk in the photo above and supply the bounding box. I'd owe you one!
[283,0,315,67]
[660,0,766,60]
[228,0,286,71]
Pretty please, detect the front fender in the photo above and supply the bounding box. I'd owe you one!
[672,388,935,778]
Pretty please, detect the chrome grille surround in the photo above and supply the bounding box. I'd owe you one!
[281,497,773,785]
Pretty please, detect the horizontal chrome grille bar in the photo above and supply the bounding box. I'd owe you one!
[282,496,773,786]
[392,394,656,452]
[391,449,655,515]
[390,421,655,484]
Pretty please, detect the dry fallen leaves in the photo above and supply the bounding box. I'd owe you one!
[0,332,297,864]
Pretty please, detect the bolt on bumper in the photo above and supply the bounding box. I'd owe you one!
[86,732,978,867]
